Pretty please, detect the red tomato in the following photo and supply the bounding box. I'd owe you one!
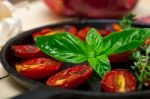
[77,27,90,40]
[32,26,77,38]
[32,28,55,38]
[112,24,123,32]
[145,37,150,45]
[98,29,111,36]
[12,45,47,60]
[109,52,131,63]
[77,27,111,40]
[43,0,65,15]
[101,69,136,93]
[16,58,63,79]
[63,25,78,35]
[145,80,150,88]
[46,64,93,88]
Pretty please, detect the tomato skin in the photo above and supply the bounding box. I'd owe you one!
[46,64,93,89]
[109,52,131,63]
[145,37,150,45]
[77,27,112,40]
[101,69,136,93]
[112,24,123,32]
[32,28,52,38]
[12,45,46,60]
[32,28,61,38]
[32,25,77,38]
[63,25,78,35]
[98,29,111,36]
[16,58,63,79]
[77,27,90,40]
[147,80,150,87]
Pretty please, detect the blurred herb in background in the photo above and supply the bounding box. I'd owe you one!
[120,13,136,29]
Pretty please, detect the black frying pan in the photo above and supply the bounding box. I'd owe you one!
[1,19,150,99]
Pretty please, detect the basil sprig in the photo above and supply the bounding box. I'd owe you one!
[35,33,87,63]
[35,28,150,78]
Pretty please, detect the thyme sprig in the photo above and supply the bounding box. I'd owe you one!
[120,13,136,29]
[132,45,150,90]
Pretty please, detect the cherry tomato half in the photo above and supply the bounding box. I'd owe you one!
[32,28,59,38]
[77,27,90,41]
[147,80,150,88]
[101,69,136,93]
[98,29,111,36]
[16,58,63,79]
[32,25,78,38]
[46,64,93,89]
[112,24,123,32]
[12,45,47,60]
[77,27,112,40]
[32,28,52,38]
[109,52,131,63]
[145,37,150,45]
[62,25,78,35]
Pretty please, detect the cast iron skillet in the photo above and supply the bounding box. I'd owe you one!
[1,19,150,99]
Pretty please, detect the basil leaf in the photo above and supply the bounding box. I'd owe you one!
[86,28,104,56]
[88,55,111,78]
[103,29,150,55]
[35,33,87,63]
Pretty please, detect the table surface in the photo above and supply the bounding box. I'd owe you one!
[0,0,150,98]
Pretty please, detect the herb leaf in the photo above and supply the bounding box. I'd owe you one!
[132,45,150,90]
[120,13,135,29]
[86,28,104,56]
[35,33,87,63]
[88,55,111,78]
[103,29,150,55]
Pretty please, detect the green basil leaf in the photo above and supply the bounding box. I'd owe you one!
[35,33,87,63]
[103,29,150,55]
[86,28,104,56]
[88,55,111,78]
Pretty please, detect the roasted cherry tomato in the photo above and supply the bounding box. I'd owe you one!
[16,58,62,79]
[145,80,150,88]
[101,69,136,93]
[32,25,77,39]
[112,24,123,32]
[12,45,46,60]
[77,27,90,40]
[32,28,52,38]
[109,52,131,63]
[32,28,60,38]
[145,37,150,45]
[63,25,78,35]
[98,29,111,36]
[46,64,93,89]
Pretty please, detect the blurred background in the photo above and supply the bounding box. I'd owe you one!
[1,0,150,30]
[6,0,150,29]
